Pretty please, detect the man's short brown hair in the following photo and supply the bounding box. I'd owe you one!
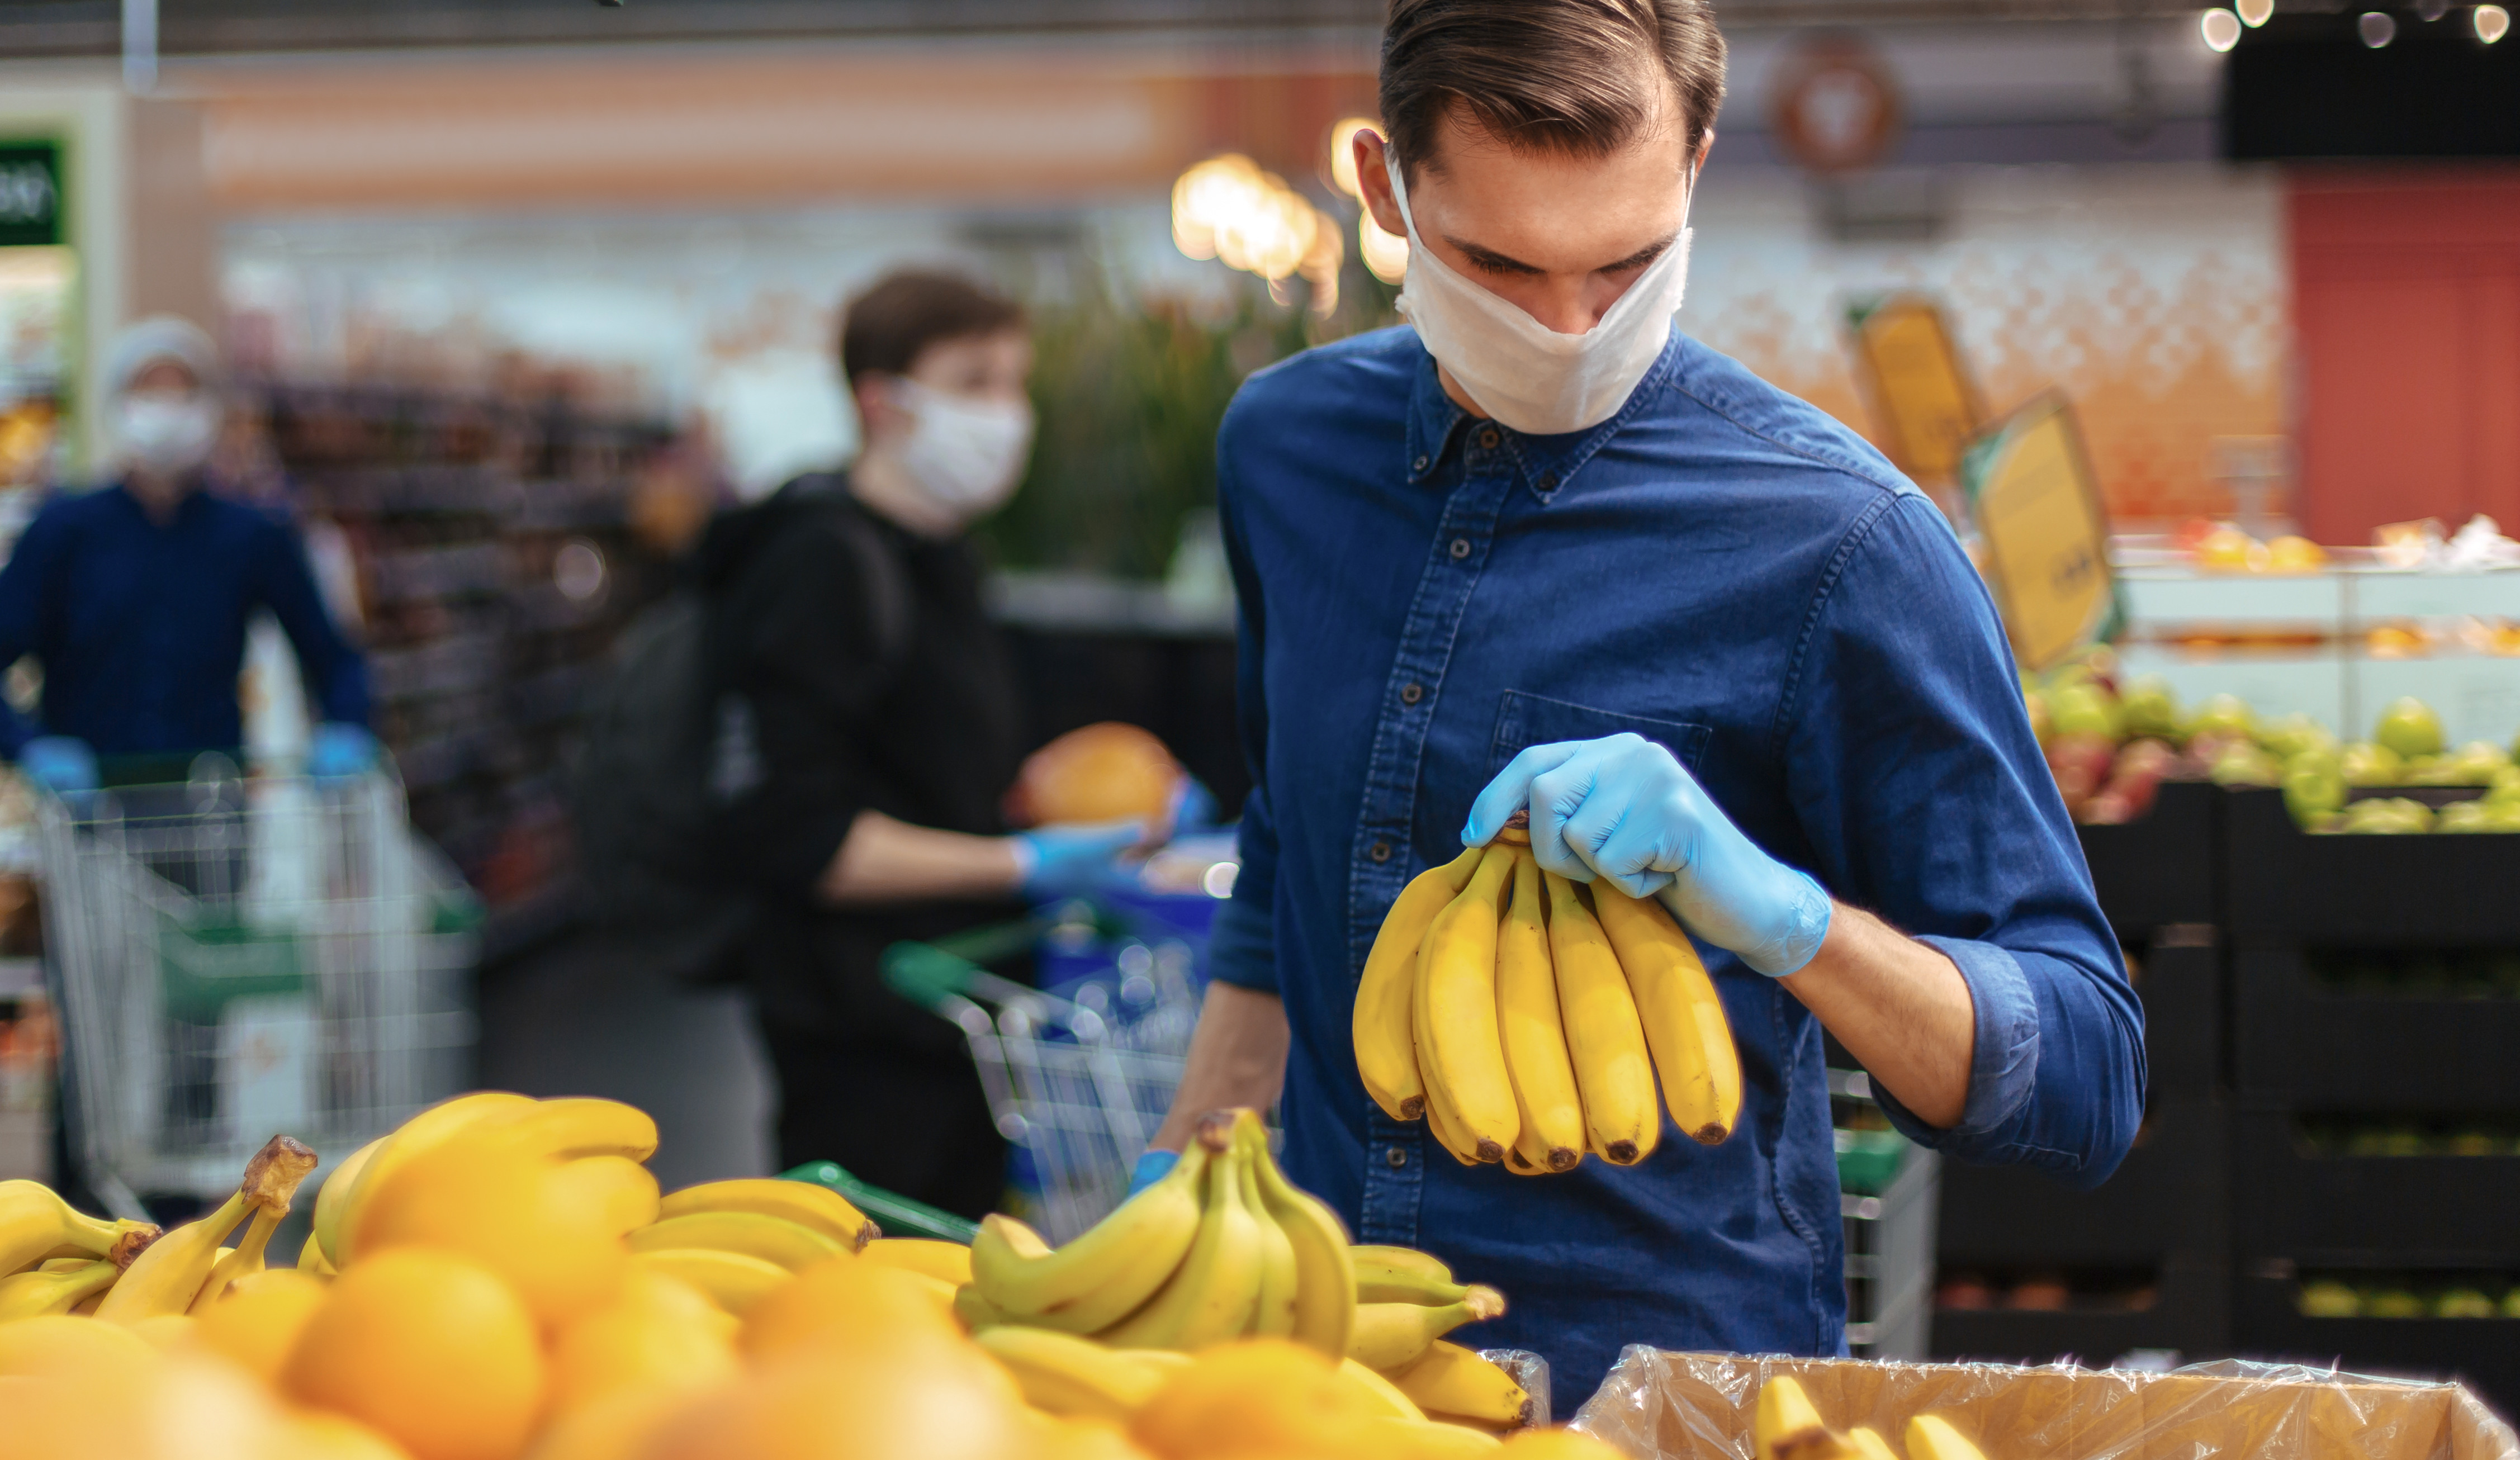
[839,269,1026,385]
[1379,0,1726,181]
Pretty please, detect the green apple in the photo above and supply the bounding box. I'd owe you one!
[2339,741,2403,788]
[2048,682,2122,741]
[2365,1288,2427,1319]
[2375,696,2445,760]
[2448,740,2510,783]
[2298,1280,2360,1318]
[2436,1288,2496,1319]
[2210,743,2283,787]
[2434,800,2494,833]
[2258,712,2337,762]
[2283,762,2348,827]
[2119,676,2181,741]
[2185,693,2254,742]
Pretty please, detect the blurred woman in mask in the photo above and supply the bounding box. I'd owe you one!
[698,271,1141,1216]
[0,316,373,796]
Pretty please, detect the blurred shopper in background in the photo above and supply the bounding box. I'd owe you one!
[697,270,1143,1216]
[0,316,374,796]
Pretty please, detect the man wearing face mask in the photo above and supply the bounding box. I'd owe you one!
[1145,0,2140,1410]
[698,270,1142,1217]
[0,316,373,798]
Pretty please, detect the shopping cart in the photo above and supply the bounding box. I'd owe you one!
[884,906,1202,1244]
[33,755,479,1216]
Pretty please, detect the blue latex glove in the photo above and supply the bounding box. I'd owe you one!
[306,723,380,779]
[18,736,97,798]
[1125,1149,1180,1196]
[1463,732,1833,977]
[1011,819,1147,902]
[1168,776,1220,832]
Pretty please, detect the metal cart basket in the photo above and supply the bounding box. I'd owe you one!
[34,757,477,1215]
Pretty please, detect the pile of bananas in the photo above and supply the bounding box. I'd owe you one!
[1356,831,1742,1172]
[1754,1374,1992,1460]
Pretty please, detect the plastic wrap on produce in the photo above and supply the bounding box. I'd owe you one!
[1569,1349,2519,1460]
[1481,1349,1553,1429]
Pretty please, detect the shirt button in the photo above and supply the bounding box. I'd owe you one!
[1538,471,1559,490]
[1386,1145,1409,1169]
[1369,840,1392,863]
[1450,537,1471,560]
[1400,682,1424,705]
[1413,454,1430,472]
[1478,427,1501,449]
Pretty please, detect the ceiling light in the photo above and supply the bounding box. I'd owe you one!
[2358,10,2397,43]
[2479,4,2510,41]
[2201,7,2243,50]
[2237,0,2273,22]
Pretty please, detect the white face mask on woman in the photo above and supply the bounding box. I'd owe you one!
[891,377,1035,525]
[111,393,221,478]
[1387,154,1695,437]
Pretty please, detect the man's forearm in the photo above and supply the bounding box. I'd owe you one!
[1149,982,1290,1151]
[1779,903,1975,1127]
[817,809,1022,904]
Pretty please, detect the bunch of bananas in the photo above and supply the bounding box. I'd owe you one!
[1754,1374,1993,1460]
[1,1178,162,1320]
[1354,829,1741,1172]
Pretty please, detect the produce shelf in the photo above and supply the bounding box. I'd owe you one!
[2233,1108,2520,1264]
[1938,1098,2230,1267]
[2077,780,2219,936]
[2233,1272,2520,1419]
[2232,950,2520,1109]
[2223,788,2520,947]
[1930,1255,2230,1365]
[2130,936,2222,1097]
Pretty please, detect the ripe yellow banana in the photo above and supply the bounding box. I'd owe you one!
[307,1135,381,1268]
[1361,1417,1504,1456]
[972,1325,1172,1420]
[1416,1050,1485,1168]
[1594,886,1740,1146]
[1413,846,1522,1164]
[1754,1374,1857,1460]
[554,1155,662,1238]
[1347,1286,1505,1371]
[1339,1357,1428,1420]
[1906,1415,1990,1460]
[336,1090,537,1262]
[1244,1116,1357,1359]
[954,1282,1010,1331]
[1850,1428,1902,1460]
[968,1133,1216,1333]
[100,1135,315,1323]
[1356,847,1485,1122]
[859,1238,973,1287]
[1544,871,1660,1165]
[485,1097,661,1163]
[657,1177,876,1251]
[627,1211,844,1272]
[629,1247,790,1316]
[1495,851,1584,1174]
[1,1179,159,1274]
[1350,1245,1467,1306]
[0,1258,120,1320]
[295,1230,336,1276]
[1097,1118,1263,1349]
[1231,1120,1297,1339]
[1387,1340,1531,1425]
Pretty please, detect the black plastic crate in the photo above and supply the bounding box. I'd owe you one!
[1930,1256,2229,1366]
[2133,936,2221,1097]
[2233,1107,2520,1264]
[2233,1270,2520,1420]
[2233,949,2520,1109]
[2078,780,2219,936]
[1939,1097,2229,1265]
[2223,788,2520,947]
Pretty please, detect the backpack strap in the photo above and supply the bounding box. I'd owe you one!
[781,472,915,675]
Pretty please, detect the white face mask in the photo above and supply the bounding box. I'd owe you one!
[111,394,221,477]
[1389,154,1695,436]
[892,377,1035,525]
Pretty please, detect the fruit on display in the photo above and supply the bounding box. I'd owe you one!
[1752,1374,1992,1460]
[1,1178,160,1278]
[1006,721,1185,828]
[100,1135,318,1322]
[1354,829,1740,1172]
[2374,696,2446,761]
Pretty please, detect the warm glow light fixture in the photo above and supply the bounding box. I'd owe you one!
[1328,117,1376,200]
[1172,153,1346,313]
[1359,211,1409,284]
[2358,9,2396,43]
[2200,7,2243,49]
[2235,0,2273,24]
[2479,4,2511,41]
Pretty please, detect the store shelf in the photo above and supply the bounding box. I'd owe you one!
[2232,950,2520,1110]
[2224,789,2520,947]
[2233,1109,2520,1264]
[1939,1098,2230,1267]
[1931,1256,2230,1366]
[2133,937,2222,1097]
[2077,781,2220,936]
[2232,1273,2520,1416]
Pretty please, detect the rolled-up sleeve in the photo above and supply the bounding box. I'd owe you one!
[1208,453,1280,996]
[1780,491,2144,1188]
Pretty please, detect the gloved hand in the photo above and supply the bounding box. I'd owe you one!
[18,736,98,799]
[306,723,380,780]
[1168,777,1220,833]
[1125,1148,1180,1196]
[1462,732,1833,978]
[1010,819,1148,902]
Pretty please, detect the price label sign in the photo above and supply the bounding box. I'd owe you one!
[1963,391,2120,670]
[0,141,62,249]
[1848,293,1982,483]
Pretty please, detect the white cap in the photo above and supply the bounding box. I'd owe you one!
[103,315,221,399]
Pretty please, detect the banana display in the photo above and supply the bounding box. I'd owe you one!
[5,1088,1621,1460]
[1357,828,1743,1170]
[1754,1374,1994,1460]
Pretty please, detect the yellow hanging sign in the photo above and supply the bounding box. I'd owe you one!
[1963,392,2119,670]
[1848,294,1983,483]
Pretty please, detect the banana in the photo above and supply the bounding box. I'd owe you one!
[1416,1054,1485,1168]
[1347,1287,1505,1372]
[0,1259,120,1320]
[1754,1375,1857,1460]
[1,1179,160,1275]
[295,1230,336,1276]
[1906,1415,1989,1460]
[485,1097,661,1163]
[627,1211,844,1272]
[1231,1118,1297,1339]
[336,1091,537,1262]
[1388,1341,1531,1425]
[1363,1418,1504,1456]
[1351,1246,1469,1306]
[1413,846,1522,1164]
[1244,1117,1357,1359]
[1495,851,1584,1173]
[629,1248,791,1317]
[100,1135,316,1323]
[1097,1113,1263,1350]
[1543,871,1660,1165]
[656,1178,876,1252]
[969,1133,1216,1332]
[1850,1429,1902,1460]
[859,1238,973,1287]
[192,1210,279,1310]
[1339,1356,1428,1420]
[973,1326,1172,1420]
[1356,847,1485,1122]
[955,1282,1010,1331]
[308,1136,382,1267]
[555,1155,662,1237]
[1594,886,1740,1146]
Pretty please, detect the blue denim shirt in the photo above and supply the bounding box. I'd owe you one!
[1210,327,2142,1413]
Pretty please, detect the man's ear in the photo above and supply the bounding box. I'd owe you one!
[853,373,902,444]
[1354,127,1408,240]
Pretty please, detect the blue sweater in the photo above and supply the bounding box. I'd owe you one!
[0,483,370,759]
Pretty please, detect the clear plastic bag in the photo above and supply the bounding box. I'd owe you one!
[1569,1349,2518,1460]
[1481,1349,1554,1428]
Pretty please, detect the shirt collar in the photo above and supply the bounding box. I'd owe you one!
[1401,329,1691,501]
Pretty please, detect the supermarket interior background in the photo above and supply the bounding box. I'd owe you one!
[4,0,2520,1445]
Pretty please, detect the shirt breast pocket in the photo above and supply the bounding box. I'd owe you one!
[1488,690,1713,776]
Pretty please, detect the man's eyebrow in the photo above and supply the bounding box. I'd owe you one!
[1440,231,1682,277]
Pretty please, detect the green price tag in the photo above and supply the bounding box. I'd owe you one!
[0,141,63,248]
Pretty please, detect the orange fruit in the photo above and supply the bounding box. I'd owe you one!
[547,1269,739,1418]
[738,1257,973,1369]
[522,1387,708,1460]
[354,1136,628,1328]
[282,1247,547,1460]
[197,1268,332,1384]
[277,1410,418,1460]
[1130,1339,1386,1460]
[1007,722,1181,826]
[640,1346,1028,1460]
